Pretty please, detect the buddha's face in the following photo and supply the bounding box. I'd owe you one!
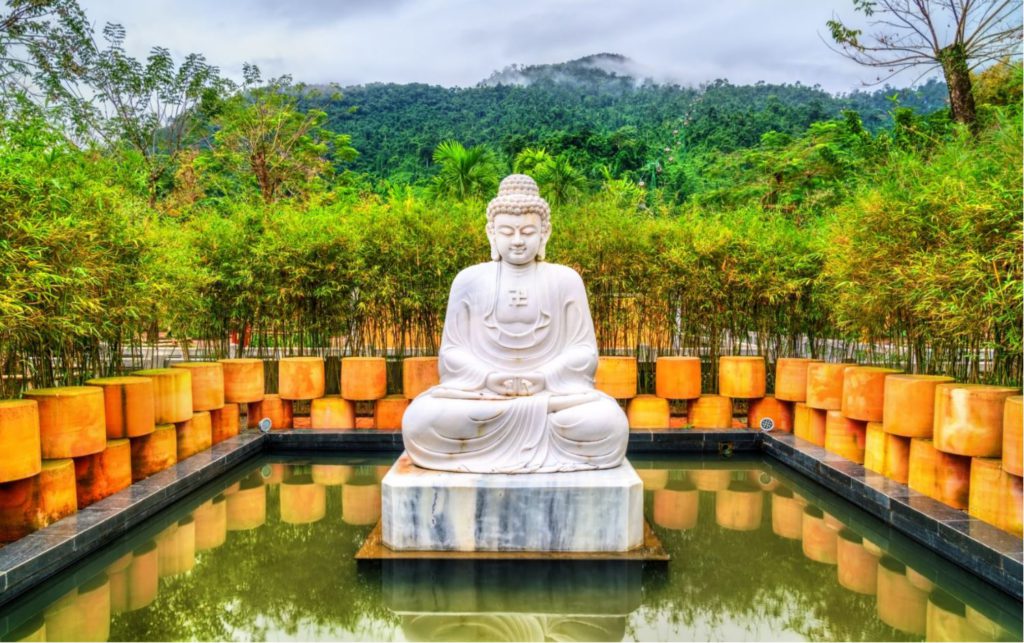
[489,213,546,265]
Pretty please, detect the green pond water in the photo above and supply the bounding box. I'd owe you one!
[0,454,1020,642]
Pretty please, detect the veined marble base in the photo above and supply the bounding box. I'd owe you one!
[381,453,643,552]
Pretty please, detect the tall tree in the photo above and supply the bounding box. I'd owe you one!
[827,0,1022,129]
[431,139,500,201]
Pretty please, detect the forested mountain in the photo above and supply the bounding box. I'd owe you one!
[302,54,948,182]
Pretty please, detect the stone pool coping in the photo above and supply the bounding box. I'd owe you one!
[0,428,1020,606]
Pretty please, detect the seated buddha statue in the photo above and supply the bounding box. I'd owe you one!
[402,174,628,473]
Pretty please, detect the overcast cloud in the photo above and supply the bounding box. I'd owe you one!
[78,0,936,93]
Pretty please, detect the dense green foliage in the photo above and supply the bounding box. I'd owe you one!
[0,4,1019,396]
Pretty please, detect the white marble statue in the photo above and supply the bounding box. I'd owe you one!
[402,174,628,473]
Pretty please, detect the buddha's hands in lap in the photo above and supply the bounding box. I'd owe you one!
[486,372,545,397]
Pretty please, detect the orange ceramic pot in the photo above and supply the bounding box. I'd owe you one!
[1002,396,1022,477]
[132,368,193,424]
[802,506,838,564]
[635,468,669,490]
[209,403,240,445]
[652,484,698,530]
[402,357,439,399]
[806,363,852,411]
[841,366,901,422]
[85,376,156,439]
[881,374,955,438]
[876,556,928,635]
[24,386,106,459]
[594,356,637,399]
[883,433,911,483]
[718,356,766,399]
[715,481,763,531]
[836,529,879,595]
[926,590,985,643]
[688,395,733,429]
[44,575,110,643]
[968,457,1022,536]
[106,553,133,614]
[74,439,132,508]
[747,396,793,432]
[277,356,325,401]
[192,497,227,551]
[311,464,353,486]
[374,395,410,429]
[0,459,77,542]
[774,358,821,402]
[156,519,195,578]
[627,395,670,429]
[793,403,827,447]
[226,483,266,531]
[280,480,327,524]
[863,422,886,474]
[175,411,213,461]
[342,483,381,526]
[824,411,866,464]
[908,439,971,509]
[129,424,177,482]
[170,361,225,411]
[655,356,701,400]
[0,399,41,483]
[355,416,374,429]
[689,468,732,492]
[122,543,159,612]
[933,383,1018,457]
[341,357,388,401]
[771,489,805,540]
[310,395,356,429]
[247,394,293,430]
[219,358,265,404]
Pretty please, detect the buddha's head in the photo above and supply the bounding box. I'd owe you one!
[485,174,551,264]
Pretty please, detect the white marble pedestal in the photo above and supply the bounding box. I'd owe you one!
[381,453,643,552]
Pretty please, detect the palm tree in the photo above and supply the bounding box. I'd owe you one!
[513,147,553,176]
[540,154,586,206]
[431,140,499,201]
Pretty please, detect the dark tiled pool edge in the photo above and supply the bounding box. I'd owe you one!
[0,432,264,606]
[1,428,1020,606]
[762,431,1023,600]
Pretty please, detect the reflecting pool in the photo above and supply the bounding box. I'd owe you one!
[0,455,1020,642]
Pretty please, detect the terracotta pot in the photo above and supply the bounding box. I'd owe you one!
[342,483,381,526]
[824,411,866,464]
[688,395,733,429]
[836,529,879,594]
[689,468,732,492]
[926,590,986,643]
[908,439,971,509]
[627,394,670,429]
[882,433,911,483]
[0,399,41,483]
[882,374,955,438]
[156,519,195,578]
[933,383,1018,457]
[635,468,669,490]
[24,386,106,459]
[44,575,110,643]
[806,363,853,411]
[277,356,325,401]
[774,357,821,402]
[311,464,353,486]
[402,357,440,399]
[132,368,193,424]
[841,366,901,422]
[374,395,411,429]
[863,422,886,474]
[0,459,77,542]
[793,403,827,447]
[341,357,388,401]
[74,439,132,508]
[174,411,213,461]
[771,489,805,540]
[124,543,159,611]
[968,457,1023,536]
[718,356,766,399]
[247,394,293,430]
[594,356,637,399]
[218,358,265,404]
[171,361,225,411]
[1002,396,1022,477]
[876,556,927,635]
[85,376,155,439]
[310,395,355,429]
[226,483,266,531]
[192,497,227,551]
[715,481,763,531]
[280,480,327,524]
[655,356,701,400]
[802,506,838,564]
[209,403,240,445]
[653,484,698,530]
[129,424,177,482]
[747,396,793,432]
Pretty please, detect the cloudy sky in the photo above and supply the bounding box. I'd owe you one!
[78,0,936,93]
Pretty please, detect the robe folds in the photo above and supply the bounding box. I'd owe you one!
[402,261,628,473]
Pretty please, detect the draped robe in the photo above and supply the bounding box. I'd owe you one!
[402,261,628,473]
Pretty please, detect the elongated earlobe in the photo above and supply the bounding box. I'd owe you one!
[486,224,500,261]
